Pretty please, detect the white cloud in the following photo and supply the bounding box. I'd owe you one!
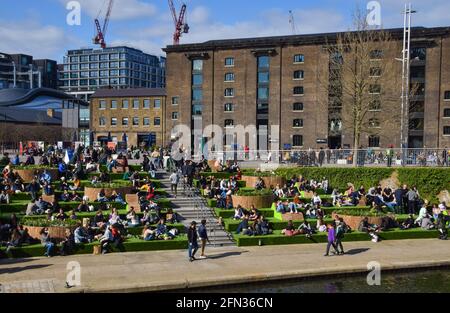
[59,0,157,20]
[0,20,78,60]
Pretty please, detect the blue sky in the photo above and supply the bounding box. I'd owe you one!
[0,0,449,62]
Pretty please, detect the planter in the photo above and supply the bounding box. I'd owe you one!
[231,194,274,209]
[24,225,76,243]
[332,213,386,230]
[15,168,58,183]
[84,186,133,202]
[241,175,286,189]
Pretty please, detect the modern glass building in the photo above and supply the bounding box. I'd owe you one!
[59,46,166,102]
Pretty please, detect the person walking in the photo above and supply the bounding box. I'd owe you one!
[324,223,339,256]
[198,219,210,259]
[188,221,199,262]
[335,218,346,255]
[169,171,180,198]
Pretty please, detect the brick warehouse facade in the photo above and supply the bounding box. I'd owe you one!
[163,27,450,152]
[90,88,166,148]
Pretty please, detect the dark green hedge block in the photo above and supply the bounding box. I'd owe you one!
[0,236,188,258]
[214,208,275,219]
[207,199,217,208]
[234,228,440,247]
[199,172,234,179]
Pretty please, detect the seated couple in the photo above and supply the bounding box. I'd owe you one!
[282,220,314,238]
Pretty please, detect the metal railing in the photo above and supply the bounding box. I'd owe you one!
[205,148,450,167]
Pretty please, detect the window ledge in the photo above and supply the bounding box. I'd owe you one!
[293,78,304,81]
[293,62,304,65]
[293,94,304,97]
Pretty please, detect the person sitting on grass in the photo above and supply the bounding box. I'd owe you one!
[288,200,300,214]
[93,209,106,228]
[248,206,260,222]
[0,190,10,204]
[255,177,266,190]
[40,227,55,257]
[317,217,327,232]
[77,200,90,212]
[358,217,380,242]
[97,189,108,202]
[126,207,140,227]
[60,190,71,202]
[254,215,272,235]
[235,214,250,234]
[282,220,300,236]
[298,220,314,238]
[108,207,121,225]
[142,225,156,241]
[74,222,91,244]
[60,229,75,256]
[42,182,54,196]
[55,208,67,220]
[70,191,82,202]
[5,228,22,254]
[400,214,415,230]
[233,205,244,220]
[155,219,168,238]
[69,210,78,220]
[165,208,179,224]
[276,200,286,213]
[415,200,430,225]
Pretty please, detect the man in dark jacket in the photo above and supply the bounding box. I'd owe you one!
[188,221,199,262]
[198,219,210,259]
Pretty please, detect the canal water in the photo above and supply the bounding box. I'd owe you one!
[187,268,450,293]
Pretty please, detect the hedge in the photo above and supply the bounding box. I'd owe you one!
[234,228,440,247]
[275,167,450,201]
[0,236,188,258]
[214,208,275,219]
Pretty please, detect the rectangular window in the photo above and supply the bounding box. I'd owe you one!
[369,118,381,128]
[109,70,119,76]
[80,63,89,70]
[90,63,99,69]
[293,135,303,147]
[154,99,161,109]
[192,104,203,116]
[294,54,304,63]
[293,86,304,95]
[444,108,450,117]
[369,85,381,94]
[100,70,108,77]
[143,99,151,109]
[192,74,203,85]
[133,99,139,109]
[370,50,383,60]
[444,126,450,135]
[100,62,109,69]
[370,67,382,77]
[293,102,304,111]
[224,119,234,127]
[224,73,235,82]
[224,88,234,97]
[172,112,179,120]
[172,96,179,105]
[100,54,109,61]
[111,117,117,126]
[70,64,79,70]
[122,117,129,126]
[368,135,380,147]
[122,100,129,109]
[99,100,106,109]
[193,89,203,101]
[193,59,203,71]
[225,57,234,67]
[80,56,89,62]
[258,87,269,100]
[99,117,106,126]
[143,118,150,126]
[89,71,98,77]
[258,56,270,68]
[294,70,304,80]
[89,55,99,62]
[293,119,303,128]
[411,47,426,61]
[111,100,117,109]
[133,117,139,126]
[224,103,234,112]
[369,98,381,111]
[257,103,268,114]
[444,91,450,100]
[258,72,269,84]
[154,117,161,126]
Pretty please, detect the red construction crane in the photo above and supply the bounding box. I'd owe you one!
[93,0,114,49]
[168,0,189,45]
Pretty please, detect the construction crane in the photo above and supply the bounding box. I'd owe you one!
[168,0,189,45]
[93,0,114,49]
[289,10,297,35]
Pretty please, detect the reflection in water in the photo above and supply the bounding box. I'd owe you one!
[186,269,450,293]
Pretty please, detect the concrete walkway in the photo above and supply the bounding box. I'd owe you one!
[0,239,449,293]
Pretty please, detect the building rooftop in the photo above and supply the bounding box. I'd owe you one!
[163,26,450,53]
[0,88,88,107]
[90,88,166,98]
[0,107,62,125]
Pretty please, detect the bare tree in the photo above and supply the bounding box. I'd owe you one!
[320,9,408,166]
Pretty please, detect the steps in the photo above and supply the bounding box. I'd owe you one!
[158,171,235,247]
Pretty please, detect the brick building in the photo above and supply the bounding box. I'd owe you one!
[90,88,166,148]
[163,26,450,153]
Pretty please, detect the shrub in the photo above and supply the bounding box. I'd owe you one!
[235,189,273,197]
[397,168,450,201]
[84,181,132,188]
[21,218,79,227]
[12,165,57,170]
